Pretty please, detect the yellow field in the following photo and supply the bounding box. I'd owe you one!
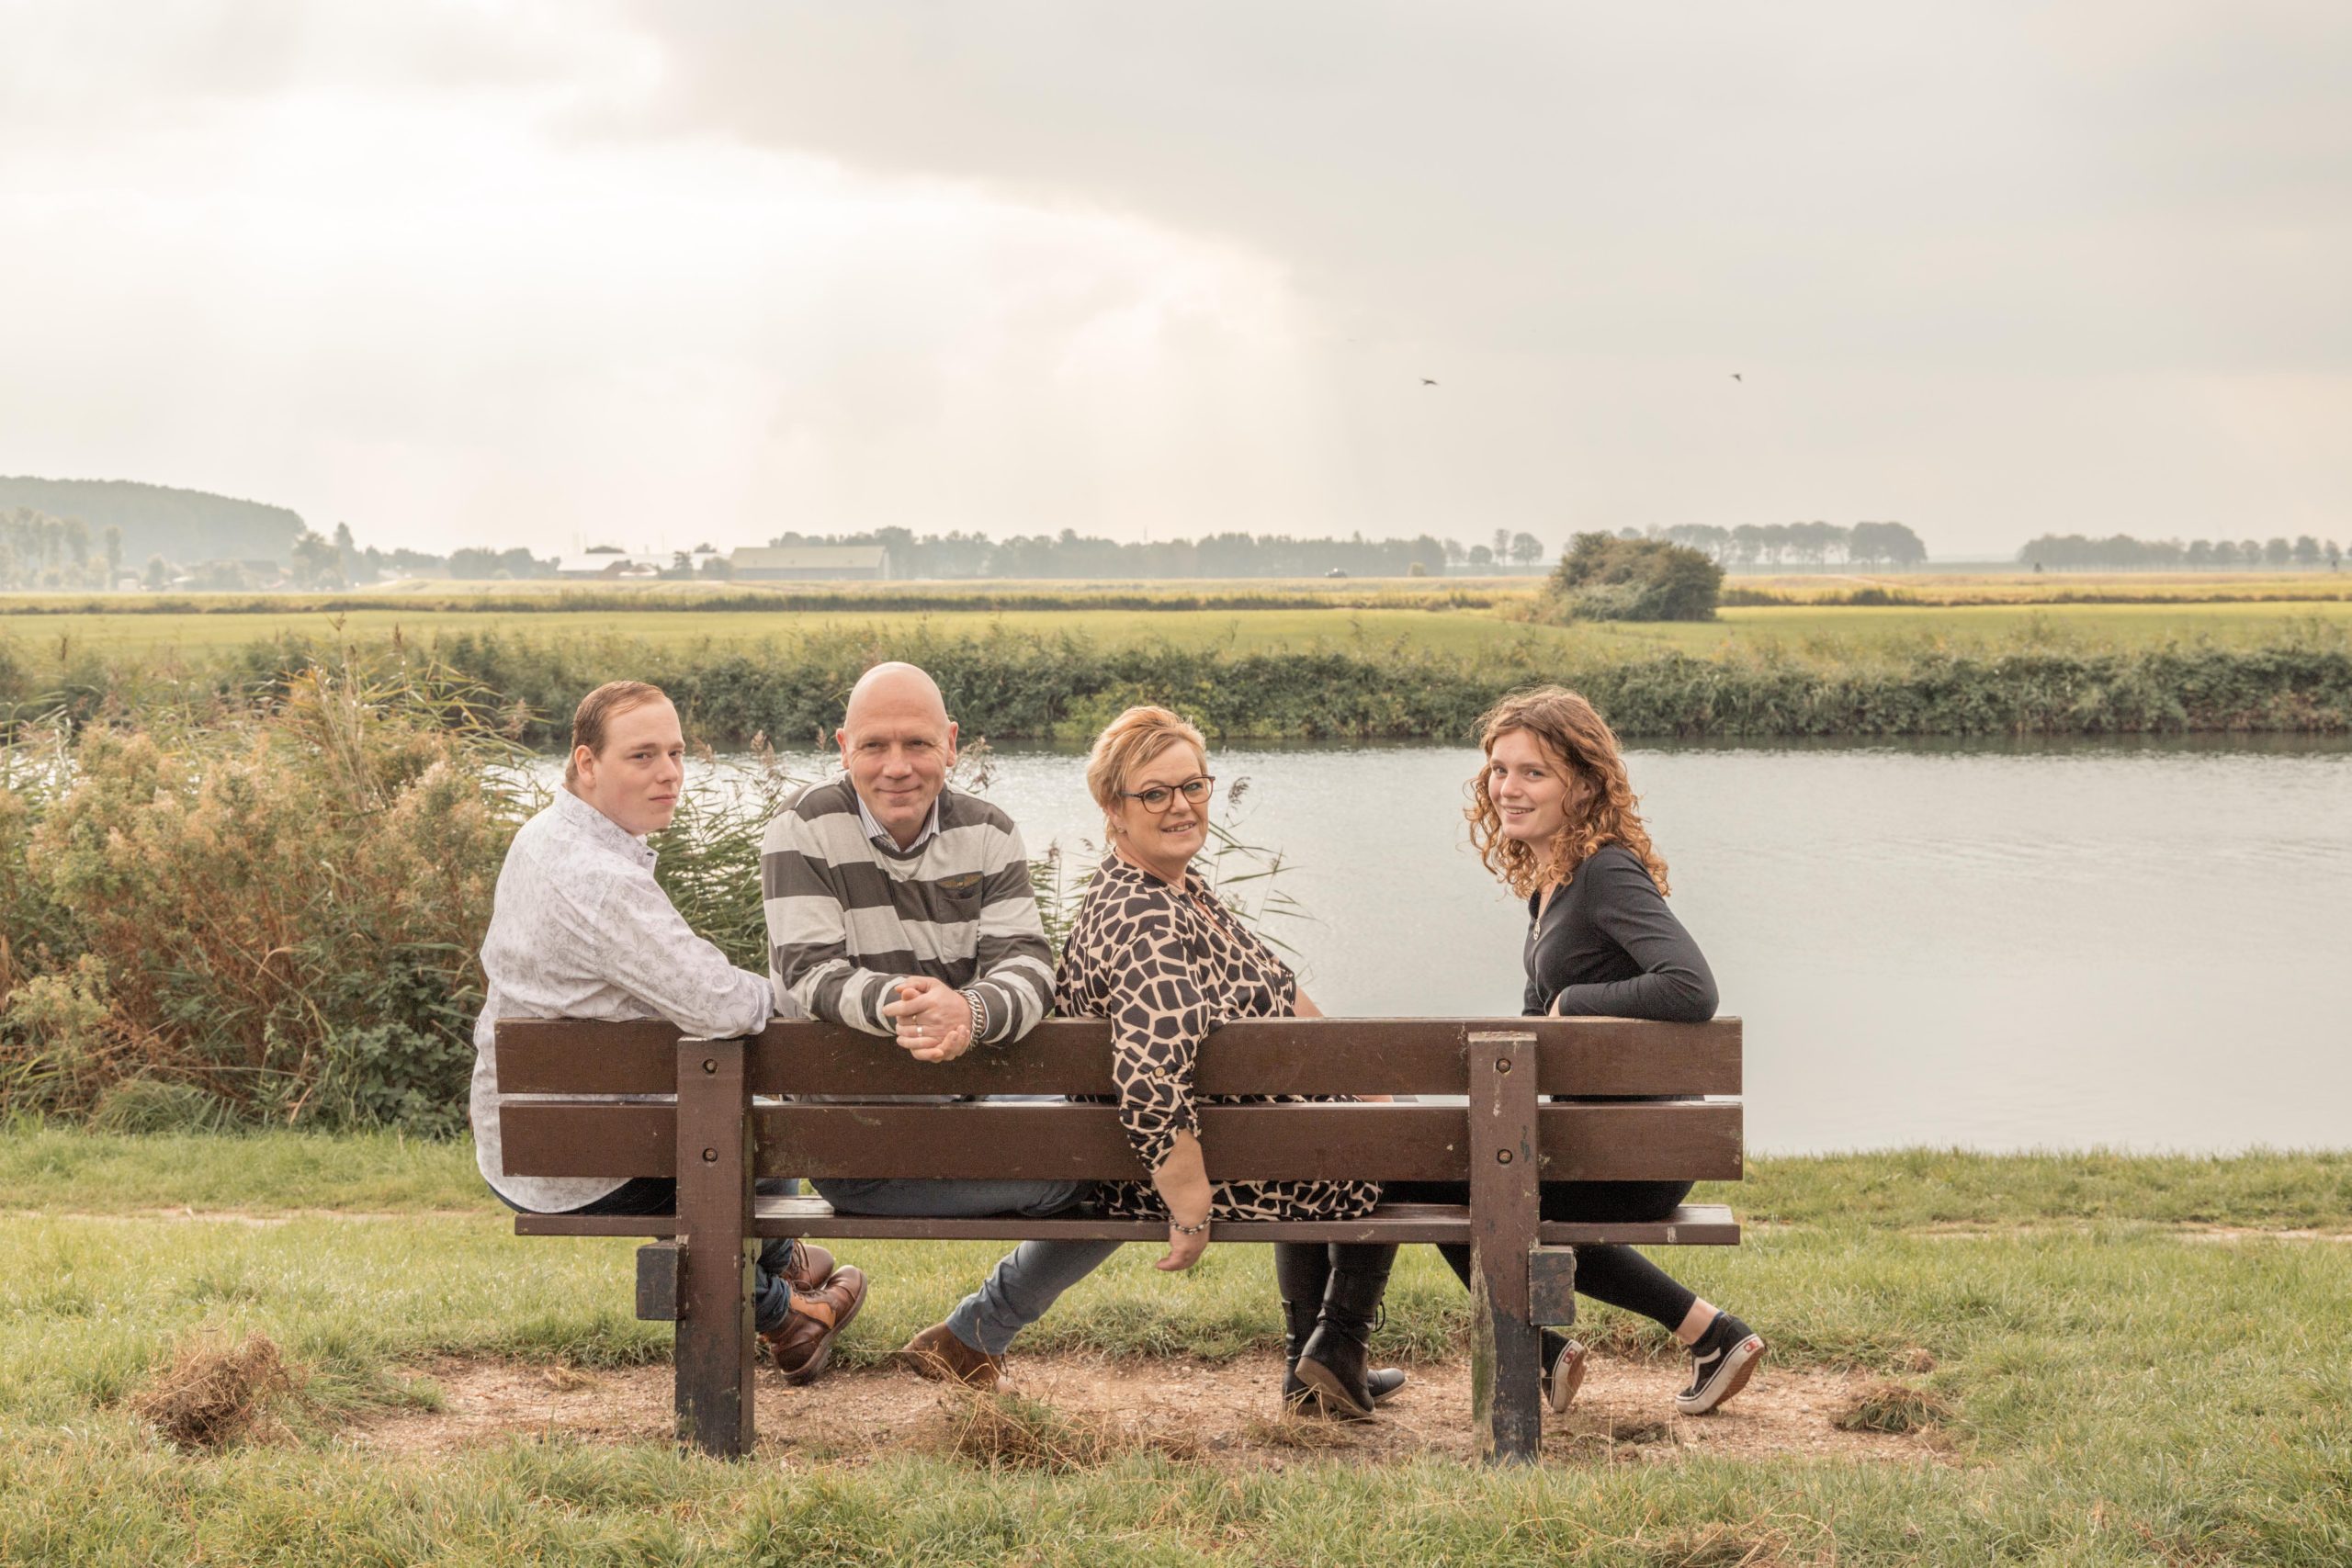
[1731,571,2351,605]
[7,592,2350,663]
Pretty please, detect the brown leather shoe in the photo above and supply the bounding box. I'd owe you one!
[897,1321,1004,1391]
[779,1241,835,1293]
[758,1264,866,1385]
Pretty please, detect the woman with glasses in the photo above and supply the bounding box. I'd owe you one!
[1055,705,1407,1420]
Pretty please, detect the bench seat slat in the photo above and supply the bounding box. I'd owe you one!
[493,1017,1742,1098]
[500,1100,1743,1184]
[513,1199,1741,1247]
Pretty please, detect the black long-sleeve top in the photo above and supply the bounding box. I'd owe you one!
[1523,846,1718,1023]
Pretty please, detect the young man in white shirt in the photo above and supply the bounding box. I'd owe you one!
[472,680,866,1383]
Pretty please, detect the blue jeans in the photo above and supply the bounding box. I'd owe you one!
[497,1176,806,1337]
[815,1177,1123,1356]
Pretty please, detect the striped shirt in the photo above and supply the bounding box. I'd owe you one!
[761,778,1054,1042]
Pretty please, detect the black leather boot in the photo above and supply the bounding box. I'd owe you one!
[1294,1244,1398,1420]
[1275,1244,1406,1413]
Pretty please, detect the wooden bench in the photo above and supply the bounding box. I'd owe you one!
[493,1015,1743,1463]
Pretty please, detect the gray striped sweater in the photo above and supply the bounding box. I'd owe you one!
[760,778,1054,1042]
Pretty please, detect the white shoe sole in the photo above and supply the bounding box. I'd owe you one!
[1675,1334,1764,1415]
[1544,1340,1588,1414]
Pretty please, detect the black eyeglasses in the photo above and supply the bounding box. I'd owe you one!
[1119,775,1216,814]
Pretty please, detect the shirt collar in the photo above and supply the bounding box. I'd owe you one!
[553,785,658,868]
[854,786,943,853]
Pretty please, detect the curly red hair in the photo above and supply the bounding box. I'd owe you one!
[1465,687,1670,899]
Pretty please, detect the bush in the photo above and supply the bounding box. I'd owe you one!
[1,657,529,1131]
[1538,533,1723,622]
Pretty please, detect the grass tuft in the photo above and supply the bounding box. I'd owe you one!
[1832,1379,1953,1434]
[128,1330,300,1450]
[923,1387,1204,1472]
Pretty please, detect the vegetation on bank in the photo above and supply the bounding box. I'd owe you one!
[7,615,2348,751]
[3,1135,2347,1565]
[1534,533,1724,623]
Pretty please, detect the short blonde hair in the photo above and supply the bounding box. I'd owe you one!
[565,679,670,785]
[1084,705,1208,818]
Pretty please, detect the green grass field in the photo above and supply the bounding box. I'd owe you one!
[5,1131,2348,1565]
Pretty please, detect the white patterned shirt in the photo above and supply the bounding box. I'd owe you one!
[470,788,784,1211]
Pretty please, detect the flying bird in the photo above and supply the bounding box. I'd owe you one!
[1730,373,1743,382]
[1421,378,1439,387]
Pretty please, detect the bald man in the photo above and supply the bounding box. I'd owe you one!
[760,662,1116,1388]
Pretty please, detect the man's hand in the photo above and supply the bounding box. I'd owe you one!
[882,977,974,1062]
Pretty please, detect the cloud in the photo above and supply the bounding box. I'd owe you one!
[3,1,2349,555]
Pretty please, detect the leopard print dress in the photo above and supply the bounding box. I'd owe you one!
[1055,852,1381,1223]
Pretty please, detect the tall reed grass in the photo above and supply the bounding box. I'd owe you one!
[0,647,1299,1131]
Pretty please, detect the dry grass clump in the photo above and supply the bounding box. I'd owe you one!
[1832,1379,1953,1435]
[130,1331,303,1450]
[924,1388,1204,1472]
[1238,1411,1356,1450]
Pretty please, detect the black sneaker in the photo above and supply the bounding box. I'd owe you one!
[1542,1336,1588,1414]
[1676,1311,1764,1415]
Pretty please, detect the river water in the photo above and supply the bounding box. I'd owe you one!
[743,738,2341,1156]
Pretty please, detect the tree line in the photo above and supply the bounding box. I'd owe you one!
[1,508,125,591]
[2018,533,2345,571]
[1644,521,1928,570]
[760,525,1555,578]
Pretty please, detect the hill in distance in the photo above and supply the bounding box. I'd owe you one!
[0,476,307,564]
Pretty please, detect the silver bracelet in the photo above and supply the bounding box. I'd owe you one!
[960,988,987,1043]
[1170,1216,1210,1235]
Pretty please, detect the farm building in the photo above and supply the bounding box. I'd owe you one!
[729,546,890,581]
[555,551,663,580]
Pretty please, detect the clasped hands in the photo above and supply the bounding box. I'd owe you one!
[882,976,973,1063]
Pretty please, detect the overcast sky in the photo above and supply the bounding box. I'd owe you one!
[3,1,2346,560]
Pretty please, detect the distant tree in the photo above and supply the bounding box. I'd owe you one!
[186,559,253,591]
[2185,539,2213,569]
[102,524,123,582]
[2262,536,2290,568]
[143,553,170,590]
[1492,528,1511,559]
[289,529,344,589]
[1467,544,1495,568]
[1542,533,1722,622]
[1508,532,1544,566]
[1849,521,1928,569]
[2292,535,2321,568]
[333,522,363,583]
[2327,540,2343,571]
[2238,539,2261,568]
[1442,538,1466,567]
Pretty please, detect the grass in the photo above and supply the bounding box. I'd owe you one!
[3,1132,2349,1562]
[10,592,2350,670]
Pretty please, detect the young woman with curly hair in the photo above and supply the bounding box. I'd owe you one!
[1386,686,1765,1416]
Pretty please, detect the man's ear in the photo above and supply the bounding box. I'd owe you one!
[943,719,960,767]
[833,727,851,764]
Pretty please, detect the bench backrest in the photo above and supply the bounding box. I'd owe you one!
[494,1017,1743,1185]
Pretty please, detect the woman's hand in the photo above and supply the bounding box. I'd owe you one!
[1152,1130,1214,1270]
[1158,1217,1210,1271]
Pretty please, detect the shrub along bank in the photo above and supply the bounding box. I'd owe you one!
[6,621,2351,747]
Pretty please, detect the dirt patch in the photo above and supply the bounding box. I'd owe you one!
[354,1351,1950,1469]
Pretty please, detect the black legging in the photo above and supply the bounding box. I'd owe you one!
[1384,1179,1700,1337]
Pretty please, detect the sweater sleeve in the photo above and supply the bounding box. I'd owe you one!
[760,806,897,1034]
[966,818,1056,1043]
[1087,893,1207,1174]
[1546,850,1720,1022]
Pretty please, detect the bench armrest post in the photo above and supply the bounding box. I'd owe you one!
[1467,1029,1543,1465]
[673,1035,756,1458]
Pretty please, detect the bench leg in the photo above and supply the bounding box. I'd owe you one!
[1468,1030,1543,1464]
[675,1036,755,1458]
